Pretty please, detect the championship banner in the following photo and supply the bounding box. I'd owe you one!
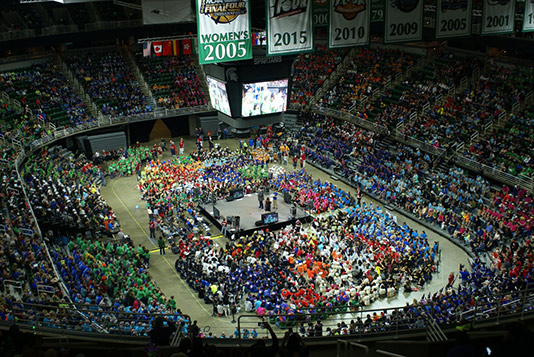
[384,0,423,43]
[313,0,329,27]
[266,0,314,56]
[371,0,384,22]
[196,0,252,65]
[523,0,534,33]
[481,0,515,35]
[328,0,370,48]
[435,0,472,38]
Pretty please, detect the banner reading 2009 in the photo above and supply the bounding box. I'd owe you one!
[329,0,370,49]
[384,0,423,43]
[481,0,515,35]
[435,0,472,38]
[196,0,252,65]
[266,0,314,56]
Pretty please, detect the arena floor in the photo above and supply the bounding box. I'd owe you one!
[99,136,471,337]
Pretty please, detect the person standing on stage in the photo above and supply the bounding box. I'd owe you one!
[258,190,264,209]
[179,137,184,155]
[170,140,176,156]
[158,236,166,255]
[272,192,278,210]
[265,197,271,212]
[149,220,156,239]
[221,217,228,237]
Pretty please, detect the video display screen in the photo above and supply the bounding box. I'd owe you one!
[207,76,232,117]
[262,212,279,225]
[241,79,288,117]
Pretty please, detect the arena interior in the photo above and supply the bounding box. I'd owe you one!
[0,0,533,356]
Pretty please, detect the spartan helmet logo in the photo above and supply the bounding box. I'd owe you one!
[226,68,239,82]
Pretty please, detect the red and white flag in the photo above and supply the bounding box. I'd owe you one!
[181,39,192,55]
[153,41,163,56]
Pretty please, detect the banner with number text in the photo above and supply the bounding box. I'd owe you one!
[266,0,314,56]
[384,0,423,43]
[196,0,252,65]
[523,0,534,33]
[328,0,370,48]
[313,0,329,27]
[435,0,472,38]
[481,0,515,35]
[371,0,384,22]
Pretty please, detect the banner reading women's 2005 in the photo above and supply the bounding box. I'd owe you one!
[266,0,314,56]
[329,0,370,49]
[435,0,472,38]
[196,0,252,65]
[384,0,423,43]
[481,0,515,35]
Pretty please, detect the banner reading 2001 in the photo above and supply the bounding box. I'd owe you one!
[196,0,252,65]
[266,0,314,56]
[384,0,423,43]
[435,0,472,38]
[481,0,515,35]
[329,0,371,49]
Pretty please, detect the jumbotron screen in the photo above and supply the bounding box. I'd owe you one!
[207,76,232,117]
[241,79,288,117]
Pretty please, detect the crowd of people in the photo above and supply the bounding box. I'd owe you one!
[136,55,207,110]
[290,45,347,106]
[0,60,95,127]
[68,51,152,118]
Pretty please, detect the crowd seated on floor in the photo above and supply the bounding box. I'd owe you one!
[290,45,347,106]
[0,60,95,127]
[461,105,534,178]
[68,51,152,118]
[136,55,207,110]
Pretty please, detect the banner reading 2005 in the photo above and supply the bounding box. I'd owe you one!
[266,0,314,56]
[481,0,515,35]
[196,0,252,65]
[384,0,423,43]
[435,0,472,38]
[329,0,370,49]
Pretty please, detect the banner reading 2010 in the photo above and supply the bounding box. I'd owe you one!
[196,0,252,65]
[435,0,472,38]
[481,0,515,35]
[329,0,371,49]
[384,0,423,43]
[266,0,314,56]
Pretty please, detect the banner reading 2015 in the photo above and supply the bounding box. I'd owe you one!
[196,0,252,65]
[435,0,472,38]
[481,0,515,35]
[329,0,370,48]
[266,0,314,56]
[384,0,423,43]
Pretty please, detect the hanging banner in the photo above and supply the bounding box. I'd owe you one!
[435,0,472,38]
[384,0,423,43]
[313,0,329,27]
[523,0,534,33]
[266,0,314,56]
[328,0,370,48]
[196,0,252,65]
[371,0,384,22]
[481,0,515,35]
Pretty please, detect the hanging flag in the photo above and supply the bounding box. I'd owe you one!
[182,39,192,55]
[162,41,172,56]
[172,40,180,55]
[153,41,163,56]
[142,41,151,57]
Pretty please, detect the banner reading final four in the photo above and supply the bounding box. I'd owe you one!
[384,0,423,43]
[196,0,252,65]
[329,0,370,48]
[435,0,472,38]
[266,0,314,56]
[481,0,515,35]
